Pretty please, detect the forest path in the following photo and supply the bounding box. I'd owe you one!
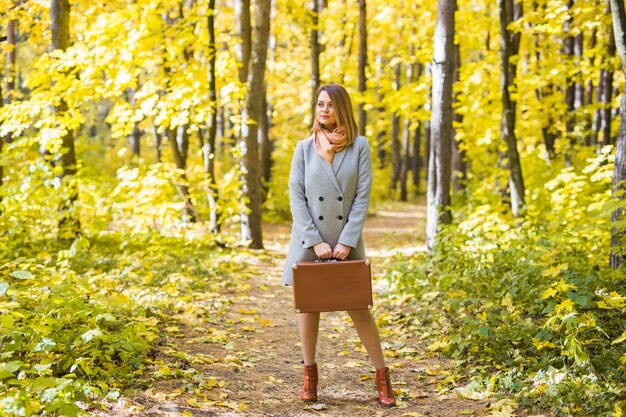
[102,202,490,417]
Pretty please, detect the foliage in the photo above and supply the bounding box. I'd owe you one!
[0,223,249,415]
[388,149,626,416]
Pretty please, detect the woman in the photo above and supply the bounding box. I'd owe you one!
[282,83,396,407]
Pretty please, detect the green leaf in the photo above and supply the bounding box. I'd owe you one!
[0,281,8,295]
[81,328,103,342]
[10,270,32,280]
[0,361,23,379]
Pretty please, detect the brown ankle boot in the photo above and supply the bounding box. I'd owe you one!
[301,363,318,402]
[375,367,396,407]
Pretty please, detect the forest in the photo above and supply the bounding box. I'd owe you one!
[0,0,625,415]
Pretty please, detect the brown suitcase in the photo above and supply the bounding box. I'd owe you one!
[292,259,373,313]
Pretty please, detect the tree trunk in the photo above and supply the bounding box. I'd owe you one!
[129,90,141,157]
[426,0,455,252]
[260,83,273,202]
[391,63,401,191]
[594,10,615,148]
[241,0,271,249]
[310,0,321,124]
[4,19,16,144]
[51,0,80,238]
[610,0,626,269]
[498,0,525,217]
[451,38,466,192]
[400,56,416,201]
[235,0,252,85]
[357,0,367,135]
[375,53,386,168]
[169,126,196,222]
[412,63,424,192]
[205,0,221,236]
[564,0,575,165]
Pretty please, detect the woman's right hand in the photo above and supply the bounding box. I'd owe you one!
[313,242,333,259]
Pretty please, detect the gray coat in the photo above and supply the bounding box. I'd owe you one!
[282,135,372,285]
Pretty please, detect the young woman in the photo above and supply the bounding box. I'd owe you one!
[282,83,396,407]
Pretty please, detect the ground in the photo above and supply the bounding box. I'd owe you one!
[98,202,497,417]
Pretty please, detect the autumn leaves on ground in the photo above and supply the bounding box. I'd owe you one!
[96,203,493,417]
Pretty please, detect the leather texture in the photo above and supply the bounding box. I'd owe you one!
[292,259,372,313]
[376,367,396,407]
[301,363,318,402]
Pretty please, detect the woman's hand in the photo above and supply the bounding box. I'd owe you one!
[313,242,333,259]
[332,244,351,260]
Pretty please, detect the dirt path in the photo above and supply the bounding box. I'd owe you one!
[102,202,490,417]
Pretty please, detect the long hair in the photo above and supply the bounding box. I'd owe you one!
[311,84,359,146]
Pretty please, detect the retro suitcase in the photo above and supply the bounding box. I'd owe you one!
[291,259,373,313]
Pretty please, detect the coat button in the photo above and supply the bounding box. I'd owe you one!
[319,216,324,220]
[338,196,343,201]
[319,196,324,201]
[338,215,343,220]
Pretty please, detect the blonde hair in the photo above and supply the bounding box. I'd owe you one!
[311,84,359,145]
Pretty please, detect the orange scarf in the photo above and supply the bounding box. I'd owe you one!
[314,127,348,165]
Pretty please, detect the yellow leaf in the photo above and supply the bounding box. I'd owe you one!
[554,299,575,315]
[541,288,557,299]
[542,264,568,278]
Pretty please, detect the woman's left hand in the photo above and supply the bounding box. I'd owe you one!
[332,244,351,260]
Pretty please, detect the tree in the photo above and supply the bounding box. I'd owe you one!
[241,0,271,249]
[357,0,367,135]
[497,0,524,217]
[204,0,221,236]
[51,0,80,238]
[426,0,455,252]
[610,0,626,269]
[594,2,616,148]
[310,0,321,123]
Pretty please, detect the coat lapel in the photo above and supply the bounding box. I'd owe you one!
[318,154,342,193]
[332,147,347,175]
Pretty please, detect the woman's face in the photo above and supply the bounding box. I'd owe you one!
[316,90,337,130]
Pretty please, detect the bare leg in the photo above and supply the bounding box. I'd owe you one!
[298,312,321,365]
[347,310,386,369]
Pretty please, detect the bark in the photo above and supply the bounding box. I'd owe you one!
[205,0,221,236]
[241,0,271,249]
[564,0,575,165]
[594,15,615,148]
[51,0,80,238]
[260,83,273,202]
[357,0,367,135]
[129,90,141,156]
[235,0,252,84]
[610,0,626,269]
[400,55,416,201]
[151,125,162,162]
[391,63,401,191]
[426,0,455,252]
[412,122,422,192]
[5,18,16,145]
[451,38,466,192]
[498,0,525,217]
[375,53,386,168]
[169,126,196,222]
[310,0,321,124]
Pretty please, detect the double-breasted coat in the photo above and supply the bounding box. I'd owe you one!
[282,134,373,285]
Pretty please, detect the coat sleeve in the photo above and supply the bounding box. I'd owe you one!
[338,137,372,248]
[289,141,324,249]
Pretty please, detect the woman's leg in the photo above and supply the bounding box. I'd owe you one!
[347,310,386,369]
[298,312,321,365]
